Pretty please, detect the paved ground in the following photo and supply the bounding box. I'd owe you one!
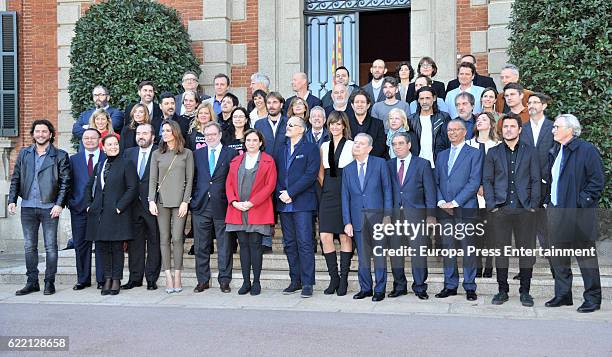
[1,283,611,356]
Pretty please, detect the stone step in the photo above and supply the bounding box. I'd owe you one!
[2,265,612,300]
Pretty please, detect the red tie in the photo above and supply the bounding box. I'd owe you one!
[87,154,94,176]
[398,159,405,185]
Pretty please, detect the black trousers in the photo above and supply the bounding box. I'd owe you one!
[98,241,124,280]
[550,240,601,304]
[491,208,536,293]
[237,231,263,283]
[127,206,161,283]
[193,210,233,284]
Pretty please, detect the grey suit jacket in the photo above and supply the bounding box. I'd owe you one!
[362,82,385,103]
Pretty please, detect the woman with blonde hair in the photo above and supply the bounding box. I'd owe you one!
[88,108,120,149]
[386,108,419,159]
[120,103,150,152]
[186,102,216,151]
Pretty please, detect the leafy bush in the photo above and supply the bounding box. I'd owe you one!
[507,0,612,207]
[69,0,201,120]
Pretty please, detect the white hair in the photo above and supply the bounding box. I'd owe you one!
[354,133,373,147]
[555,114,582,137]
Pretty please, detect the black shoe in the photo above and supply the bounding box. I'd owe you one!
[520,293,534,307]
[545,296,573,307]
[483,268,493,278]
[323,252,339,295]
[238,282,251,295]
[492,292,509,305]
[250,282,261,296]
[262,246,273,254]
[415,291,429,300]
[43,281,55,295]
[193,282,210,293]
[301,285,313,298]
[512,273,521,280]
[337,252,352,296]
[109,279,120,295]
[435,288,457,298]
[97,282,104,290]
[62,238,74,250]
[475,268,483,278]
[188,245,195,256]
[146,281,158,290]
[282,282,302,295]
[388,289,407,298]
[15,282,40,296]
[353,290,373,299]
[220,282,231,293]
[121,281,142,290]
[73,283,90,290]
[372,292,385,302]
[577,301,600,313]
[466,290,477,301]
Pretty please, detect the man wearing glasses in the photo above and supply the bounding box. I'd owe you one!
[175,71,210,115]
[72,85,125,140]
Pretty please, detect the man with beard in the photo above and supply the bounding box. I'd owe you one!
[371,76,410,132]
[9,120,71,296]
[348,89,387,158]
[321,66,360,108]
[124,80,163,128]
[73,85,124,140]
[324,83,355,120]
[362,59,387,103]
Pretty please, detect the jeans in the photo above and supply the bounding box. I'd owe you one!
[21,207,59,283]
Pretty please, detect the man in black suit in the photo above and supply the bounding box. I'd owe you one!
[122,123,161,290]
[283,72,322,115]
[191,122,238,293]
[321,66,360,108]
[387,132,436,300]
[124,80,163,129]
[348,89,387,158]
[483,113,541,307]
[446,54,497,92]
[175,70,210,115]
[362,59,387,103]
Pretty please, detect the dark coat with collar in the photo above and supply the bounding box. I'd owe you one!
[274,138,320,212]
[304,127,330,147]
[348,114,387,159]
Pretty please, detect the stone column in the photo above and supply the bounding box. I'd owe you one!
[487,0,513,88]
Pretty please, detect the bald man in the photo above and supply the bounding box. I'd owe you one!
[362,59,387,103]
[283,72,322,115]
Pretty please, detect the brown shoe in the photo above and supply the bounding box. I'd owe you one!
[220,282,231,293]
[193,282,210,293]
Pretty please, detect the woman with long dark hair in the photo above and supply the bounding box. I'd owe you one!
[120,103,150,152]
[222,107,251,155]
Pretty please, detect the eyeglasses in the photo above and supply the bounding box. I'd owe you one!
[447,128,465,133]
[420,64,433,69]
[552,125,568,130]
[93,93,107,97]
[183,77,198,82]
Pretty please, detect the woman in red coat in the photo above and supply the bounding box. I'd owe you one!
[225,129,277,296]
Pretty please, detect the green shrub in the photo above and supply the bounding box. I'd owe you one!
[507,0,612,207]
[68,0,201,125]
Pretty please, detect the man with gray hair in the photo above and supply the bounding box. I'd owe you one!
[283,72,322,115]
[321,66,360,108]
[496,64,532,113]
[175,70,210,116]
[342,132,392,301]
[371,76,410,132]
[72,85,125,140]
[324,83,355,119]
[545,114,604,313]
[247,72,271,113]
[305,106,329,146]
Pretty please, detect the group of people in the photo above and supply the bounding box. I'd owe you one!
[8,54,605,313]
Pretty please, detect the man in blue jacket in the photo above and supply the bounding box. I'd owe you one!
[72,85,124,140]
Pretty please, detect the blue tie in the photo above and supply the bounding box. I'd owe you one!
[447,146,458,175]
[209,148,216,176]
[358,162,365,190]
[551,146,563,206]
[138,151,147,179]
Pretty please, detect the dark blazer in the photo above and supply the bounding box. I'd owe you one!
[408,110,451,162]
[446,73,497,93]
[72,106,124,139]
[341,156,392,231]
[406,80,446,103]
[482,142,541,209]
[520,117,554,178]
[191,145,238,219]
[434,144,483,209]
[305,127,330,147]
[274,137,321,212]
[84,157,139,241]
[68,151,106,214]
[545,138,605,242]
[9,145,71,207]
[124,145,157,211]
[124,102,163,128]
[119,125,137,153]
[348,115,387,158]
[254,115,288,157]
[362,81,386,103]
[387,156,436,212]
[283,93,322,115]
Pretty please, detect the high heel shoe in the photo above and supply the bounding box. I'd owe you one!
[101,278,112,296]
[173,287,183,293]
[165,288,174,294]
[109,279,120,295]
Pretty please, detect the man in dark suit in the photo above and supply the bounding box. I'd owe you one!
[254,92,287,252]
[362,59,387,103]
[304,106,329,147]
[323,83,355,120]
[124,80,163,129]
[68,128,105,290]
[483,114,541,307]
[283,72,322,115]
[175,70,210,115]
[434,119,483,301]
[446,54,497,92]
[342,133,392,301]
[321,66,360,108]
[545,114,605,313]
[348,89,387,158]
[121,123,161,290]
[191,122,238,293]
[275,117,321,298]
[387,132,436,300]
[72,85,124,141]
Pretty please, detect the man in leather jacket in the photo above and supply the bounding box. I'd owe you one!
[8,119,71,296]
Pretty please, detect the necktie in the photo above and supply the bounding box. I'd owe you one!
[314,132,320,142]
[551,146,563,206]
[209,148,216,175]
[87,154,94,176]
[447,146,458,175]
[398,159,405,185]
[138,151,147,179]
[358,162,365,190]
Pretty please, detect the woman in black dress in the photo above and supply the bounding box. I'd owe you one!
[85,135,138,295]
[222,107,250,155]
[317,111,354,296]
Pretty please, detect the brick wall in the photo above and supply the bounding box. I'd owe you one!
[456,0,489,75]
[230,0,259,98]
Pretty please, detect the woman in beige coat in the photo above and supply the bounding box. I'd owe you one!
[149,120,194,293]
